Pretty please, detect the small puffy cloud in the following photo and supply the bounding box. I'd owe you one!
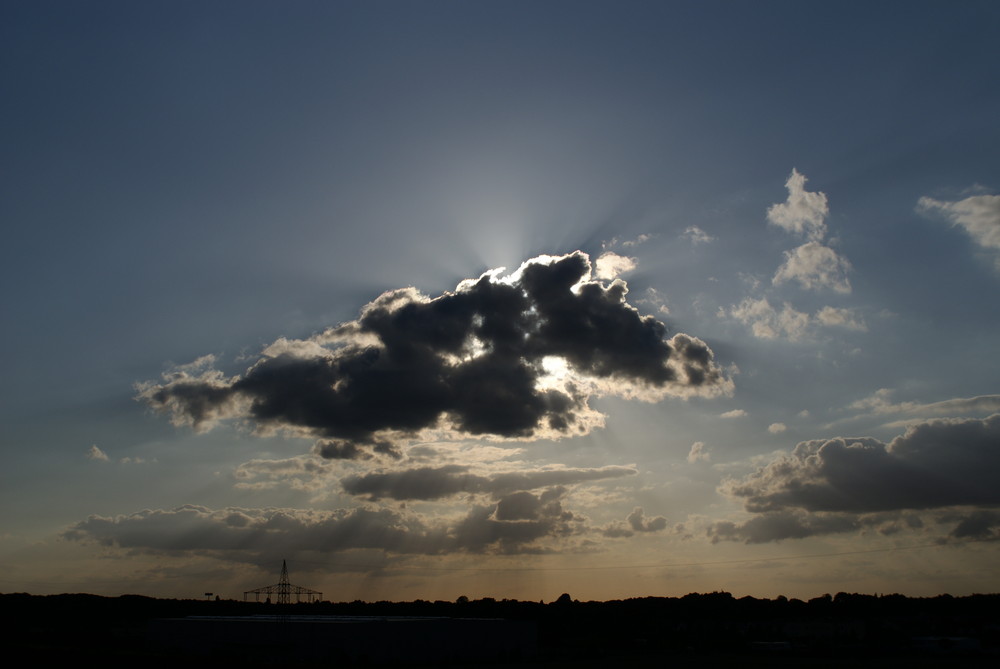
[918,193,1000,267]
[816,306,867,331]
[773,241,852,293]
[687,441,711,463]
[720,409,747,419]
[86,445,109,462]
[681,226,715,245]
[621,233,653,248]
[730,298,810,341]
[730,299,866,341]
[601,506,667,537]
[627,507,668,532]
[594,252,637,280]
[138,252,731,459]
[767,423,787,434]
[600,524,634,538]
[767,169,829,241]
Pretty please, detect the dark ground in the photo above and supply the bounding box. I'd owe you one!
[3,591,998,666]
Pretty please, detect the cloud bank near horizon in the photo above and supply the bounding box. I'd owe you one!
[710,414,1000,543]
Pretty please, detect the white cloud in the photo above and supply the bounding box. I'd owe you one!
[730,298,811,341]
[687,441,711,463]
[681,226,715,245]
[815,306,867,331]
[594,251,637,280]
[767,423,787,434]
[86,445,109,462]
[849,389,1000,418]
[720,409,748,418]
[730,299,867,341]
[729,170,864,341]
[918,193,1000,266]
[773,242,852,293]
[621,233,653,247]
[766,168,829,241]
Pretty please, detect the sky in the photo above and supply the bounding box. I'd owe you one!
[2,0,999,602]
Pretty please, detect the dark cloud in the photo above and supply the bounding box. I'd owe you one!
[601,506,667,537]
[944,510,1000,540]
[64,505,444,564]
[708,511,861,544]
[707,510,934,544]
[64,493,589,561]
[627,507,668,532]
[454,488,582,554]
[138,252,730,457]
[723,415,1000,514]
[713,415,1000,543]
[341,464,637,501]
[314,439,400,460]
[494,491,544,521]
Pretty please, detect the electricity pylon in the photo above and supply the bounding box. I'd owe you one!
[243,560,323,604]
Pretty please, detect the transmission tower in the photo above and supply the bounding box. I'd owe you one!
[243,560,323,604]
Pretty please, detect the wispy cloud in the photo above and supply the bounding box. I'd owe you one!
[86,445,109,462]
[681,226,715,245]
[918,192,1000,269]
[849,389,1000,418]
[815,306,867,331]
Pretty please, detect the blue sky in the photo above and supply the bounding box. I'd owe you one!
[2,0,999,600]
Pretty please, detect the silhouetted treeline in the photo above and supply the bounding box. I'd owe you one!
[2,590,999,666]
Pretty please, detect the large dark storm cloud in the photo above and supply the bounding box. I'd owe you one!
[139,252,730,456]
[712,415,1000,543]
